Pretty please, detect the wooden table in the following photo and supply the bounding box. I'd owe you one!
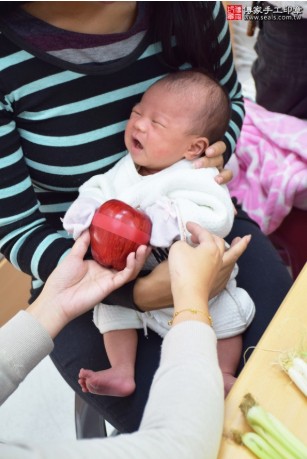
[218,263,307,458]
[0,259,31,326]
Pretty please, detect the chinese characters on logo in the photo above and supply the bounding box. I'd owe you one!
[226,4,243,20]
[226,4,303,21]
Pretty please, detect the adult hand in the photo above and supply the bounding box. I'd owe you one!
[168,223,225,306]
[134,225,251,311]
[208,234,252,299]
[28,231,149,338]
[193,140,233,185]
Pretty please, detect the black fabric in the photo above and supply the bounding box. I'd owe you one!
[252,4,307,118]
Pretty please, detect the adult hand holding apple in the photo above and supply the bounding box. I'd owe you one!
[90,199,152,271]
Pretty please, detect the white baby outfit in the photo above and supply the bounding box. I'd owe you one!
[63,154,255,339]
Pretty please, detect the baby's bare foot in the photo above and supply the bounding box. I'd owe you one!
[78,367,136,397]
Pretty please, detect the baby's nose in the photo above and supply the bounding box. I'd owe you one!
[134,116,147,132]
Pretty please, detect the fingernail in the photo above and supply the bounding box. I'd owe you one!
[215,176,223,184]
[206,147,214,156]
[193,160,202,169]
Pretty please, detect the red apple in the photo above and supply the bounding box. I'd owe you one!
[90,199,152,271]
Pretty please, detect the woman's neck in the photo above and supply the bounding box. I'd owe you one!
[21,1,138,35]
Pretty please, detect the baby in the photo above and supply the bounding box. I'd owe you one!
[63,70,255,396]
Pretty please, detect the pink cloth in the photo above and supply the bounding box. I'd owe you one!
[228,98,307,234]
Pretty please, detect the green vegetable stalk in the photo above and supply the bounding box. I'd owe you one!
[238,394,307,459]
[241,432,281,459]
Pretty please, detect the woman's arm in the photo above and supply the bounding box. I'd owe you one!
[0,232,147,405]
[0,325,223,459]
[0,225,224,459]
[0,99,74,282]
[194,2,245,181]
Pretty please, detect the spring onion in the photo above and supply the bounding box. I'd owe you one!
[238,393,307,459]
[280,355,307,397]
[241,432,282,459]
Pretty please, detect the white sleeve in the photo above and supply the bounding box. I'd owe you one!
[0,322,224,459]
[78,155,135,202]
[0,311,54,406]
[78,170,115,203]
[62,196,101,239]
[145,198,180,247]
[62,155,137,239]
[169,169,235,240]
[125,165,234,240]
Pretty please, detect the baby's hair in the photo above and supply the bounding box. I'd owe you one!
[153,70,231,145]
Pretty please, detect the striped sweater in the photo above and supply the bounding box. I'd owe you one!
[0,2,244,300]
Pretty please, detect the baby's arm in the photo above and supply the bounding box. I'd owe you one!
[63,173,114,239]
[63,157,131,239]
[145,198,180,248]
[169,169,235,241]
[62,195,102,240]
[143,168,234,247]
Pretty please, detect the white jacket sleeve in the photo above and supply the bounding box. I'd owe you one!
[62,155,137,239]
[120,164,235,241]
[62,196,102,239]
[145,197,180,247]
[78,155,136,202]
[0,316,224,459]
[165,168,235,240]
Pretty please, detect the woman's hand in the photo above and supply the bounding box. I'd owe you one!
[193,140,233,185]
[28,231,149,338]
[168,223,225,306]
[208,234,252,299]
[134,225,251,311]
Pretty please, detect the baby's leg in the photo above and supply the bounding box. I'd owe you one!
[79,328,137,397]
[217,335,242,397]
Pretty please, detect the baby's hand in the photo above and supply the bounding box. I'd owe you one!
[63,196,100,239]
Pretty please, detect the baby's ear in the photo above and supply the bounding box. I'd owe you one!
[184,137,209,160]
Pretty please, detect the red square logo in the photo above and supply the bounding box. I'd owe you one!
[227,4,243,20]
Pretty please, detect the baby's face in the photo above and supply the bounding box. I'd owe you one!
[125,84,197,173]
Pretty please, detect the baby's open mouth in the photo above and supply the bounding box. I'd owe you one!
[133,137,143,149]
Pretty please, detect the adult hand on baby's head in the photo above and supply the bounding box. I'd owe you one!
[28,231,149,338]
[193,140,233,185]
